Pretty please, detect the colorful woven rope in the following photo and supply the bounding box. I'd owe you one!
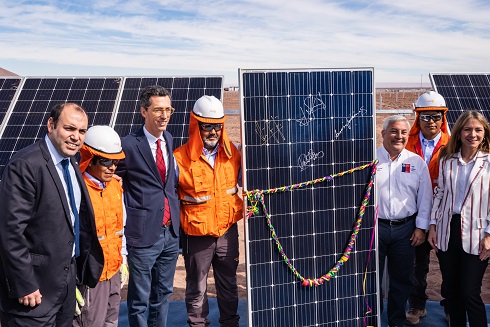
[245,160,378,287]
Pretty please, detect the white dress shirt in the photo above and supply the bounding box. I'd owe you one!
[453,152,476,214]
[376,146,433,230]
[45,135,81,256]
[143,126,169,177]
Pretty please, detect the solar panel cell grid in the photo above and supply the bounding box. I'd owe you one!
[0,77,22,130]
[241,68,377,326]
[0,77,122,176]
[430,73,490,129]
[113,76,223,150]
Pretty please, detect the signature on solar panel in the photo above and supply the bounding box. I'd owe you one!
[334,106,367,139]
[298,148,324,171]
[254,116,286,144]
[295,93,326,127]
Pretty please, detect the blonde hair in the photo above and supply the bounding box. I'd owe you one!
[440,110,490,160]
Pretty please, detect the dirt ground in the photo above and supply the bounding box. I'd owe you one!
[124,90,490,304]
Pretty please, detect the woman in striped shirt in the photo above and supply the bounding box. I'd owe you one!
[428,110,490,327]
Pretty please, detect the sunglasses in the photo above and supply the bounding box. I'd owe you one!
[199,123,223,132]
[96,158,120,167]
[419,113,442,122]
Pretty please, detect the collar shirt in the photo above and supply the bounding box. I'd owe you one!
[202,145,219,169]
[84,171,106,189]
[453,152,477,214]
[45,135,81,256]
[143,126,169,176]
[376,146,433,230]
[419,131,441,165]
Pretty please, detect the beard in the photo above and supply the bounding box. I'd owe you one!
[203,137,219,150]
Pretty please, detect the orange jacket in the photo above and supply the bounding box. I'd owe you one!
[406,133,450,190]
[84,176,124,281]
[174,112,243,237]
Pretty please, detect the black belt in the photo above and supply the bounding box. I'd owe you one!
[378,213,416,226]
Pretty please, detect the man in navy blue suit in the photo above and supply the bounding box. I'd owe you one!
[116,85,180,327]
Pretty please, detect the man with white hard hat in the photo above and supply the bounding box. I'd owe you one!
[74,125,127,327]
[405,91,450,325]
[174,95,243,327]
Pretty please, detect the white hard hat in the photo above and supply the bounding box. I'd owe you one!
[84,125,123,155]
[414,91,446,108]
[192,95,224,119]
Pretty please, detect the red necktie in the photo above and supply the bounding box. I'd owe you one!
[156,139,171,226]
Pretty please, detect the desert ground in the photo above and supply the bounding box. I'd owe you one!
[125,89,490,304]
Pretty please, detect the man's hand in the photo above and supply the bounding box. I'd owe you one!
[427,225,438,252]
[75,288,85,316]
[478,234,490,261]
[112,173,123,186]
[410,228,426,246]
[120,263,129,289]
[18,289,42,307]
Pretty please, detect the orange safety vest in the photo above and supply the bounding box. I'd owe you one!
[84,176,124,281]
[174,146,242,237]
[406,133,450,189]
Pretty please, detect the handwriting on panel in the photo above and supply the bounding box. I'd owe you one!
[255,117,286,144]
[295,93,326,127]
[298,148,325,171]
[334,106,367,139]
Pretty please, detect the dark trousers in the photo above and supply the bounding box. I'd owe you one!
[127,226,179,327]
[182,224,239,327]
[0,258,76,327]
[437,215,488,327]
[73,271,121,327]
[378,219,416,326]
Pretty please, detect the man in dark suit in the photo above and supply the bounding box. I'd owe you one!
[116,85,180,327]
[0,103,103,327]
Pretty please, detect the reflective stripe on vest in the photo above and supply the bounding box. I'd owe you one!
[183,187,237,203]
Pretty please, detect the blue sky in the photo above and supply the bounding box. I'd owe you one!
[1,0,489,86]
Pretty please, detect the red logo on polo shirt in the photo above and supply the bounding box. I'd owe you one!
[401,163,411,173]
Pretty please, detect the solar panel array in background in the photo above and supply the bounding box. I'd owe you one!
[0,77,122,175]
[430,73,490,128]
[240,68,378,327]
[0,76,223,177]
[113,76,223,149]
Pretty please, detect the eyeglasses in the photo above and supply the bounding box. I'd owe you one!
[97,158,120,167]
[419,113,442,122]
[199,123,223,132]
[151,107,175,116]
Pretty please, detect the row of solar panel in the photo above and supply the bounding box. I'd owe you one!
[0,76,223,175]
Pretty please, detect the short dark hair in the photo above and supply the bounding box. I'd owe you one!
[49,103,86,128]
[139,85,171,109]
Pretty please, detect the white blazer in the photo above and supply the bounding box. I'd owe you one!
[430,151,490,255]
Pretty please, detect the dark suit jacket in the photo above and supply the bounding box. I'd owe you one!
[116,126,180,247]
[0,138,103,317]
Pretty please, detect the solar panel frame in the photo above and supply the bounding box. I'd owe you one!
[0,76,123,176]
[0,76,23,136]
[240,68,379,326]
[112,76,223,150]
[429,72,490,129]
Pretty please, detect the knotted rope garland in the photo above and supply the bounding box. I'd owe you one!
[245,160,378,287]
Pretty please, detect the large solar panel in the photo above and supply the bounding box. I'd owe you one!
[429,73,490,128]
[240,68,378,326]
[113,76,223,149]
[0,77,122,176]
[0,77,22,130]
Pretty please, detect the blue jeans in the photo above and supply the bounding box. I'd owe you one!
[127,226,179,327]
[378,219,416,326]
